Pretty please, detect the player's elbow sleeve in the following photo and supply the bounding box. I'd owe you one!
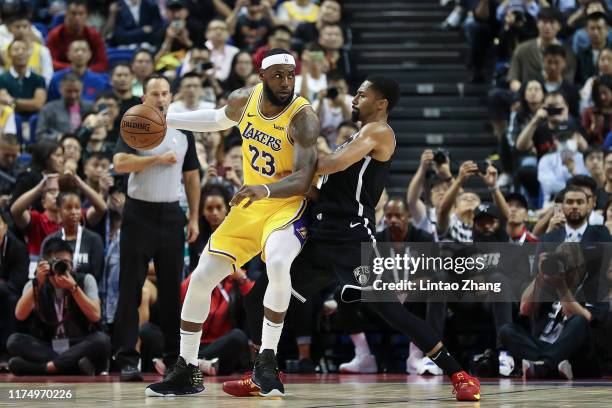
[167,108,237,132]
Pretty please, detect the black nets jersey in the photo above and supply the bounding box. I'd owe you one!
[311,126,394,242]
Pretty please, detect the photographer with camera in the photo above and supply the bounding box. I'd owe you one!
[312,74,351,148]
[538,123,589,205]
[6,237,110,376]
[499,187,611,379]
[517,91,588,160]
[406,148,454,241]
[437,160,510,242]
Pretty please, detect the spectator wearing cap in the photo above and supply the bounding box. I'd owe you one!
[47,40,112,103]
[46,0,109,73]
[2,12,53,86]
[0,39,47,117]
[506,192,539,242]
[111,0,162,49]
[583,146,606,188]
[36,74,94,142]
[508,8,576,94]
[567,174,606,225]
[154,0,205,74]
[226,0,275,53]
[582,75,612,145]
[204,19,239,82]
[277,0,319,31]
[294,0,346,48]
[576,12,610,86]
[130,49,155,97]
[110,63,141,118]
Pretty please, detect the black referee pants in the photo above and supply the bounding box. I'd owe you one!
[113,197,186,368]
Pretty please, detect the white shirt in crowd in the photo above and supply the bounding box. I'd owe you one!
[312,94,353,147]
[538,150,588,204]
[205,40,239,82]
[294,74,327,102]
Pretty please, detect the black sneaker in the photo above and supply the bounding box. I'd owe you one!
[145,356,204,397]
[120,364,142,382]
[298,358,316,374]
[78,357,96,376]
[252,349,284,397]
[8,357,46,375]
[470,349,498,377]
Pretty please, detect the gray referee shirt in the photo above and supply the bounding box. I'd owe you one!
[114,128,199,203]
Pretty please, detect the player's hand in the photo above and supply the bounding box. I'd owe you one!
[230,185,269,208]
[186,218,199,244]
[158,151,177,165]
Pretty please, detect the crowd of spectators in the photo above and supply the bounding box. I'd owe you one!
[1,0,611,383]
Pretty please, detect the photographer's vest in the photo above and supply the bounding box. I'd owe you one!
[30,272,96,342]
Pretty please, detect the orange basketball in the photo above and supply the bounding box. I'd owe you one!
[120,104,167,150]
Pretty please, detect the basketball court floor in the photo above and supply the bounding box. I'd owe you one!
[1,373,611,407]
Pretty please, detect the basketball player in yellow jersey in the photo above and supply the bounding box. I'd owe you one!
[146,48,319,398]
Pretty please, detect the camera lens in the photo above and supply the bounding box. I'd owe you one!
[51,260,70,276]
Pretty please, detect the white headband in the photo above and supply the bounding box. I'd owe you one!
[261,53,296,70]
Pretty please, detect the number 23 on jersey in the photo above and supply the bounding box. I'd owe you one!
[249,145,276,177]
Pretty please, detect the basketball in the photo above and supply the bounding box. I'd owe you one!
[120,104,167,150]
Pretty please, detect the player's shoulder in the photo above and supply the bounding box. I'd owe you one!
[361,121,394,138]
[227,85,257,105]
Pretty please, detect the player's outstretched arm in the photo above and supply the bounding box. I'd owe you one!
[316,122,394,175]
[229,107,319,208]
[165,87,252,133]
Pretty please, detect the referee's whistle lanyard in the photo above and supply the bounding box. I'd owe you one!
[61,225,83,271]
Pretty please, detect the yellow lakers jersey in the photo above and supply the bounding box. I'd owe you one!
[237,83,310,193]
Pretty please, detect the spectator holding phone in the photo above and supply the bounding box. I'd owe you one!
[178,47,224,102]
[204,19,239,82]
[312,74,351,148]
[295,45,328,102]
[226,0,275,52]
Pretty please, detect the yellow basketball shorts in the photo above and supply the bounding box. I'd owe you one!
[207,198,308,267]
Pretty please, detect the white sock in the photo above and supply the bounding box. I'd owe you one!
[180,329,202,366]
[260,317,283,354]
[351,332,370,357]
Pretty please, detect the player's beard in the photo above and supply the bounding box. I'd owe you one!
[263,82,293,108]
[351,107,360,122]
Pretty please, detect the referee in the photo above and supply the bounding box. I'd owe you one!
[112,73,200,381]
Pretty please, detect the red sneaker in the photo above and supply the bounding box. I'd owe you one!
[451,371,481,402]
[222,371,286,397]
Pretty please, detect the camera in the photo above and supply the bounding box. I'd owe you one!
[476,160,489,174]
[544,106,563,116]
[49,259,71,276]
[433,149,449,165]
[326,87,339,100]
[540,252,567,277]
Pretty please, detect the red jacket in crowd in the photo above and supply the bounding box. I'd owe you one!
[46,25,109,73]
[180,273,254,345]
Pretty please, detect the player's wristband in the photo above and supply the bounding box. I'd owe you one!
[263,184,271,198]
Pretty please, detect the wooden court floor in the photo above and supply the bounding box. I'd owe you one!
[1,374,612,407]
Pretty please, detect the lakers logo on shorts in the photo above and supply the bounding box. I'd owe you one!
[353,265,370,287]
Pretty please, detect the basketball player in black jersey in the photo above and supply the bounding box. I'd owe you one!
[223,77,482,401]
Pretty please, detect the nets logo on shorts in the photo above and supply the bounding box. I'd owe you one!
[353,265,370,287]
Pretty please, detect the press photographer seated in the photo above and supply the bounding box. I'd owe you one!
[6,238,110,376]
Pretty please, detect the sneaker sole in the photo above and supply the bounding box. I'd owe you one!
[258,389,285,397]
[144,387,205,397]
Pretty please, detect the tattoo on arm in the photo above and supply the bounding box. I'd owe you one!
[267,107,319,198]
[224,86,254,122]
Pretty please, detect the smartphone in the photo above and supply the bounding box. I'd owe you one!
[45,176,59,190]
[544,106,563,116]
[554,203,563,215]
[97,103,109,115]
[326,87,339,100]
[477,161,488,174]
[309,51,325,61]
[171,19,184,30]
[200,62,214,71]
